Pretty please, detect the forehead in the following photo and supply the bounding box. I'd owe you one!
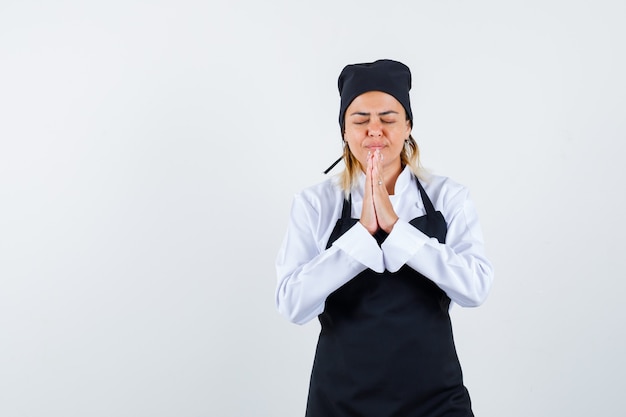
[346,91,405,113]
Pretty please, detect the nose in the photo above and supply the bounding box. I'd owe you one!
[368,120,382,137]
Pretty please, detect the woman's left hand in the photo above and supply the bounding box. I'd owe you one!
[370,149,398,234]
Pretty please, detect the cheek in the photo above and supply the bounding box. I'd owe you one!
[345,139,368,161]
[345,140,361,156]
[344,134,361,150]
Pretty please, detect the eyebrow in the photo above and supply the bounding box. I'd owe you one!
[349,110,400,117]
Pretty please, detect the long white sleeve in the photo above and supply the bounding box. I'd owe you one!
[275,180,383,325]
[381,184,493,307]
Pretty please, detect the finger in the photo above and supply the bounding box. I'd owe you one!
[364,151,372,188]
[373,150,385,191]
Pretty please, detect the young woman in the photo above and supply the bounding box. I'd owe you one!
[276,59,494,417]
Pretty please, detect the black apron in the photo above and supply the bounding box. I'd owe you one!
[305,178,473,417]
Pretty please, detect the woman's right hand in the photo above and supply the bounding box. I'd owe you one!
[360,151,379,235]
[361,149,399,235]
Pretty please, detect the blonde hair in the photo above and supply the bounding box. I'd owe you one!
[338,134,425,194]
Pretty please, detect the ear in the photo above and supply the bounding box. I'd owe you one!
[405,119,412,137]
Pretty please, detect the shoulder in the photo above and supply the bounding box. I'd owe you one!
[420,172,467,196]
[293,175,344,213]
[419,173,471,212]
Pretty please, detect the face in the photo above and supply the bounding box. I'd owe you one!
[343,91,411,173]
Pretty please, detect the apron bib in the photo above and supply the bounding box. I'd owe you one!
[305,178,473,417]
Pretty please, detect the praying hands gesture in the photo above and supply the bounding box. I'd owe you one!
[360,149,399,235]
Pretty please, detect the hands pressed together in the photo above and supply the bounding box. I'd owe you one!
[360,149,399,235]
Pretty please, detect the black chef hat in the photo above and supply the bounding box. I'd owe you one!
[338,59,413,131]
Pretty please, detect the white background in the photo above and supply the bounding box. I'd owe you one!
[1,1,625,416]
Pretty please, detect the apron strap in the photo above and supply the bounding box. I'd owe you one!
[341,194,352,220]
[416,179,436,216]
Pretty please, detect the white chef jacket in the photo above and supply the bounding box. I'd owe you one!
[275,166,494,325]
